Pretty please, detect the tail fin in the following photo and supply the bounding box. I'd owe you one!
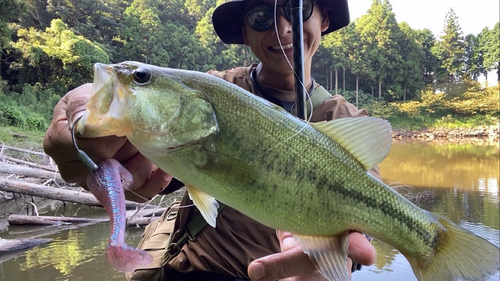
[107,243,153,272]
[408,214,499,281]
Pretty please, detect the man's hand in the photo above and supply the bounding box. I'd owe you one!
[43,83,173,202]
[248,230,376,281]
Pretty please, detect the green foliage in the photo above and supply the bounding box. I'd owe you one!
[0,101,47,131]
[446,85,500,115]
[0,0,24,48]
[433,8,465,82]
[0,0,498,133]
[10,19,109,90]
[463,34,484,80]
[480,23,500,81]
[413,28,439,84]
[338,89,374,107]
[0,102,25,128]
[385,85,499,121]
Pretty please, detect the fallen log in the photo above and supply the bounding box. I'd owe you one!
[2,156,57,172]
[7,222,98,238]
[0,164,64,184]
[0,238,52,255]
[10,132,29,139]
[8,214,107,225]
[1,145,48,157]
[0,178,155,209]
[126,207,167,219]
[128,216,160,226]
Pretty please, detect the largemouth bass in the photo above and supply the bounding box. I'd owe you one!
[77,61,499,281]
[86,158,153,271]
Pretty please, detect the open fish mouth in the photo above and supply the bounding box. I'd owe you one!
[92,63,113,95]
[76,63,133,138]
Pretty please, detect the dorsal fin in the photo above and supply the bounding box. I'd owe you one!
[311,117,392,171]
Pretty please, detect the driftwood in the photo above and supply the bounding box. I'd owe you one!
[0,238,51,255]
[1,145,47,157]
[0,164,64,184]
[7,221,98,238]
[126,207,168,226]
[0,178,155,209]
[127,216,161,226]
[8,214,107,225]
[8,208,167,227]
[8,209,166,226]
[2,156,56,172]
[10,133,29,139]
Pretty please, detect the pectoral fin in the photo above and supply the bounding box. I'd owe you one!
[295,232,350,281]
[185,184,219,228]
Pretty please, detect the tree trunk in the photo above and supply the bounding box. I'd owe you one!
[403,85,407,101]
[1,145,47,157]
[343,68,346,91]
[335,69,338,95]
[378,80,382,99]
[0,178,153,209]
[355,75,359,102]
[8,214,106,225]
[0,164,64,184]
[3,156,56,172]
[326,71,329,91]
[0,238,51,254]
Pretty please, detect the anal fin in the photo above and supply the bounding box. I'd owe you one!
[295,232,350,281]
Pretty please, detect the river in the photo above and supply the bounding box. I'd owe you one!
[1,139,499,280]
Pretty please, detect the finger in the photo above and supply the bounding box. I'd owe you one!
[277,230,298,251]
[56,161,92,188]
[248,246,316,281]
[125,168,173,202]
[121,153,157,191]
[348,232,377,265]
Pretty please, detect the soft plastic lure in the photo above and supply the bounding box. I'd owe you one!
[71,118,152,272]
[86,158,153,272]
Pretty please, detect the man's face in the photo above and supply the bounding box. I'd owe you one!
[242,0,329,74]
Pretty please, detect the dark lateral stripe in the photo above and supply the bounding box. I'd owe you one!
[321,175,433,243]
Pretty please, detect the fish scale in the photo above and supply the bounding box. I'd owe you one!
[78,61,499,281]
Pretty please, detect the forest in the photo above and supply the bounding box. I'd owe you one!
[0,0,499,131]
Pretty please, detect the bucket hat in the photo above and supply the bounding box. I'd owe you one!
[212,0,350,44]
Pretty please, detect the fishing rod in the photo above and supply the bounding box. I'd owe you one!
[290,0,307,120]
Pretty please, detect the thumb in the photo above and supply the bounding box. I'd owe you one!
[248,245,316,281]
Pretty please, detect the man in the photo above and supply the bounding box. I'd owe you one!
[43,0,376,280]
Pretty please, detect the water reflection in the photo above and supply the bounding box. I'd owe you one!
[0,223,142,280]
[354,140,500,281]
[1,140,499,280]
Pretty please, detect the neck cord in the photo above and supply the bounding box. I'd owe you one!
[250,67,313,113]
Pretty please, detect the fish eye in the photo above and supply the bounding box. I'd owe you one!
[132,68,152,85]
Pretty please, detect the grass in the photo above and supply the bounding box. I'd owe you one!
[0,126,45,149]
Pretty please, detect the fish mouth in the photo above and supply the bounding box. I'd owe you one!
[76,63,133,138]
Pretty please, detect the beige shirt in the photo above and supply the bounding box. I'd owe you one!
[166,64,379,279]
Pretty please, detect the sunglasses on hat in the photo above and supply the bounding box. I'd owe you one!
[244,0,314,32]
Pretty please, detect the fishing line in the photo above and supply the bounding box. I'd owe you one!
[262,0,315,154]
[273,0,314,123]
[71,116,153,203]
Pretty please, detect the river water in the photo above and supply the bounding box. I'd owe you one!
[1,139,499,280]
